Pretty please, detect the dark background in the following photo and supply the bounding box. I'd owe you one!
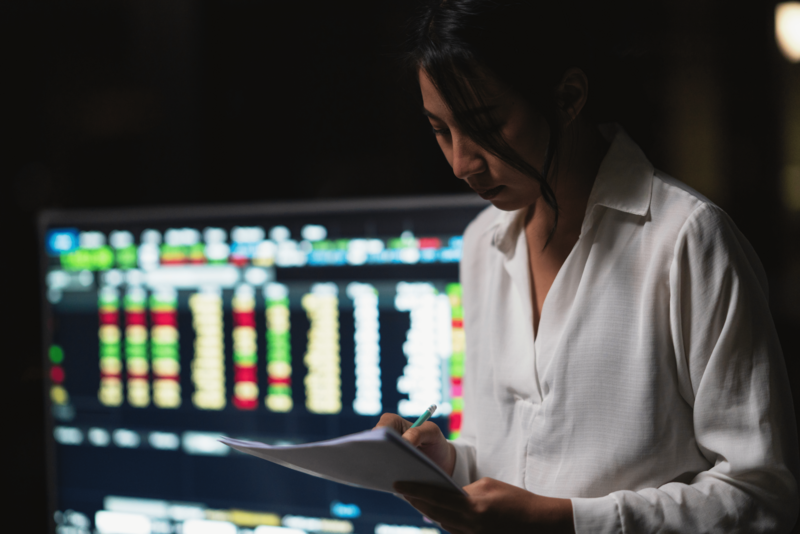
[7,1,800,531]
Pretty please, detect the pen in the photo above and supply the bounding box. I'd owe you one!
[409,404,437,429]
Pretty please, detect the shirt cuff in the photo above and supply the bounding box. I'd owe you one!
[571,494,623,534]
[448,439,475,488]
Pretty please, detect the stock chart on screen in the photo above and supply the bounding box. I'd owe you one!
[40,195,487,534]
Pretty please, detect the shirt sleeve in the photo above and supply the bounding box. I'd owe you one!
[447,211,486,488]
[572,203,799,533]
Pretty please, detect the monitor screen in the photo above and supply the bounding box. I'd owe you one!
[40,195,488,534]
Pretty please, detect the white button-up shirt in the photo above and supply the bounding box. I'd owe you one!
[449,125,799,533]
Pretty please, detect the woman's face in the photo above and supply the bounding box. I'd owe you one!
[419,68,551,211]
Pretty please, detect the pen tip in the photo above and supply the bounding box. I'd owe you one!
[429,404,437,415]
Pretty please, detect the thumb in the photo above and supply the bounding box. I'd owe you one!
[401,426,423,447]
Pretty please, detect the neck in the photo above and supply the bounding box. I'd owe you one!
[526,117,609,241]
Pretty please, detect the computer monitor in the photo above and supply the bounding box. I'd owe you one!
[39,194,488,534]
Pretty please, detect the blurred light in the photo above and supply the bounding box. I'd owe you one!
[95,511,151,534]
[64,511,91,529]
[282,516,352,533]
[145,265,239,288]
[232,226,266,243]
[87,427,110,447]
[46,229,79,255]
[254,240,277,262]
[399,248,420,264]
[183,520,237,534]
[265,282,289,300]
[79,231,105,249]
[269,226,290,242]
[276,240,307,267]
[126,270,145,287]
[78,270,94,287]
[112,429,141,448]
[54,426,83,445]
[235,283,255,298]
[206,242,230,261]
[204,227,227,243]
[330,501,361,519]
[104,496,168,518]
[165,228,201,246]
[226,510,281,528]
[103,270,124,286]
[138,243,160,271]
[148,431,180,450]
[141,229,162,245]
[301,224,327,241]
[254,527,306,534]
[244,267,272,285]
[167,504,205,521]
[310,282,338,296]
[348,283,381,416]
[777,2,800,62]
[182,432,230,456]
[110,230,134,249]
[47,270,70,289]
[346,239,368,266]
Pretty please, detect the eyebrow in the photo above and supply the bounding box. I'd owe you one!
[422,106,498,121]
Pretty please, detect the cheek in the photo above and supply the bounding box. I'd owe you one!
[507,126,538,156]
[504,113,549,164]
[437,139,454,167]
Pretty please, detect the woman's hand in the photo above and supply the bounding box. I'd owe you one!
[374,413,456,476]
[393,478,575,534]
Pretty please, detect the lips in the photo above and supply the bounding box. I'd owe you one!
[476,185,505,200]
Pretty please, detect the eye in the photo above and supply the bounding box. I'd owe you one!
[431,126,451,136]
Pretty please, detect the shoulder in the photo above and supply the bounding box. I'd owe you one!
[464,204,502,239]
[462,204,502,253]
[650,170,716,222]
[649,169,734,247]
[650,170,768,296]
[651,169,735,243]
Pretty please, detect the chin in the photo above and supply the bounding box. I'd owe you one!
[487,195,533,212]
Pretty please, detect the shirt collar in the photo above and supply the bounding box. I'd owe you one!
[490,123,654,257]
[587,123,654,219]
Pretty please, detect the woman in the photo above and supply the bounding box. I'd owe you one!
[375,1,800,532]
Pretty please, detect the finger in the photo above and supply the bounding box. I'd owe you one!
[393,483,468,511]
[373,413,410,434]
[401,420,442,447]
[403,496,471,528]
[400,426,423,447]
[400,497,469,534]
[394,481,464,500]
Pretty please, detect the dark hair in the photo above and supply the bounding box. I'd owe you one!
[405,0,648,244]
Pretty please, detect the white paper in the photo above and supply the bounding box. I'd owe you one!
[219,427,465,495]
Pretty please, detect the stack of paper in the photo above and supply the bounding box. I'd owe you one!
[219,427,464,495]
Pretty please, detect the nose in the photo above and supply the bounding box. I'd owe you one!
[451,134,487,181]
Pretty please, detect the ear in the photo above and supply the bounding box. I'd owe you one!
[555,68,589,126]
